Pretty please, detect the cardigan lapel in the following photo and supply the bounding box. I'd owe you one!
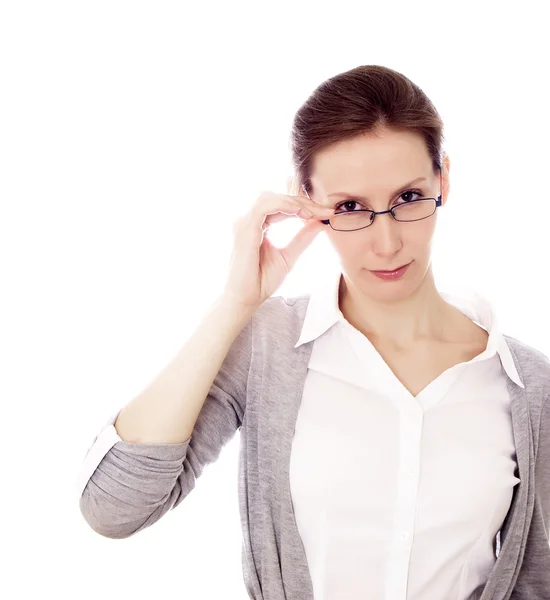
[478,337,535,600]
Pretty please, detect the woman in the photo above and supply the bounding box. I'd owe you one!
[77,65,550,600]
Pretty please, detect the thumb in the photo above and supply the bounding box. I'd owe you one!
[280,219,325,270]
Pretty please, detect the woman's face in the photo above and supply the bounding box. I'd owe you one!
[307,126,450,301]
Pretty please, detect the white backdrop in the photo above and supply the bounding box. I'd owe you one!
[1,1,549,598]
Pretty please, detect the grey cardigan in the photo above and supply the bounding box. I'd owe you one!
[79,294,550,600]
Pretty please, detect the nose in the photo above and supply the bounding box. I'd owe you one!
[369,211,403,252]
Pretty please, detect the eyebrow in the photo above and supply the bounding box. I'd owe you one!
[327,176,428,203]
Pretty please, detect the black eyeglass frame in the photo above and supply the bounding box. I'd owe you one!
[303,169,443,232]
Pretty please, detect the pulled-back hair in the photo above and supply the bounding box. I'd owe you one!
[289,65,445,196]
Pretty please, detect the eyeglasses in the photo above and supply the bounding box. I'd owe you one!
[305,170,443,232]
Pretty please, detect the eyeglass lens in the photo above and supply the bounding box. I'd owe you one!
[330,199,437,231]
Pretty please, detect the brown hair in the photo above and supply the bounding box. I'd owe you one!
[288,65,445,196]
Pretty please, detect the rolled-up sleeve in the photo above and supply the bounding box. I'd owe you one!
[76,310,253,539]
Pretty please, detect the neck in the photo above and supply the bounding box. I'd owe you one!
[338,265,452,349]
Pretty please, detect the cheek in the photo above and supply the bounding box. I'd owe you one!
[325,219,436,254]
[420,222,438,248]
[403,217,437,244]
[325,234,356,256]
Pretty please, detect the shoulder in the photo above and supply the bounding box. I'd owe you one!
[251,293,311,344]
[503,333,550,392]
[255,293,311,323]
[504,334,550,369]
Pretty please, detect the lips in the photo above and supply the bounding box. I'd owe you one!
[371,262,410,273]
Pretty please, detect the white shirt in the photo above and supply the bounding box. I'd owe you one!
[75,407,124,499]
[75,271,526,600]
[289,270,524,600]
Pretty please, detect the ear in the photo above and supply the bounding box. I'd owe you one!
[441,154,451,207]
[286,175,302,197]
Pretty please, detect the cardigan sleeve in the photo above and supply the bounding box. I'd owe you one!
[78,312,254,539]
[508,392,550,598]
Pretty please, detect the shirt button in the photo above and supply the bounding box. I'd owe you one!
[401,531,409,540]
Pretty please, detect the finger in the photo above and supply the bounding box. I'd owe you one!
[279,195,334,217]
[264,204,332,228]
[290,192,333,214]
[262,198,332,224]
[243,192,332,237]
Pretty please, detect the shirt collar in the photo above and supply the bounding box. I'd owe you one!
[293,270,524,389]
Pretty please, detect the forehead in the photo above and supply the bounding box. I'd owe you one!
[310,128,431,195]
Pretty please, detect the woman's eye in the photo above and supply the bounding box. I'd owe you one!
[400,190,422,203]
[335,190,423,212]
[335,200,361,212]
